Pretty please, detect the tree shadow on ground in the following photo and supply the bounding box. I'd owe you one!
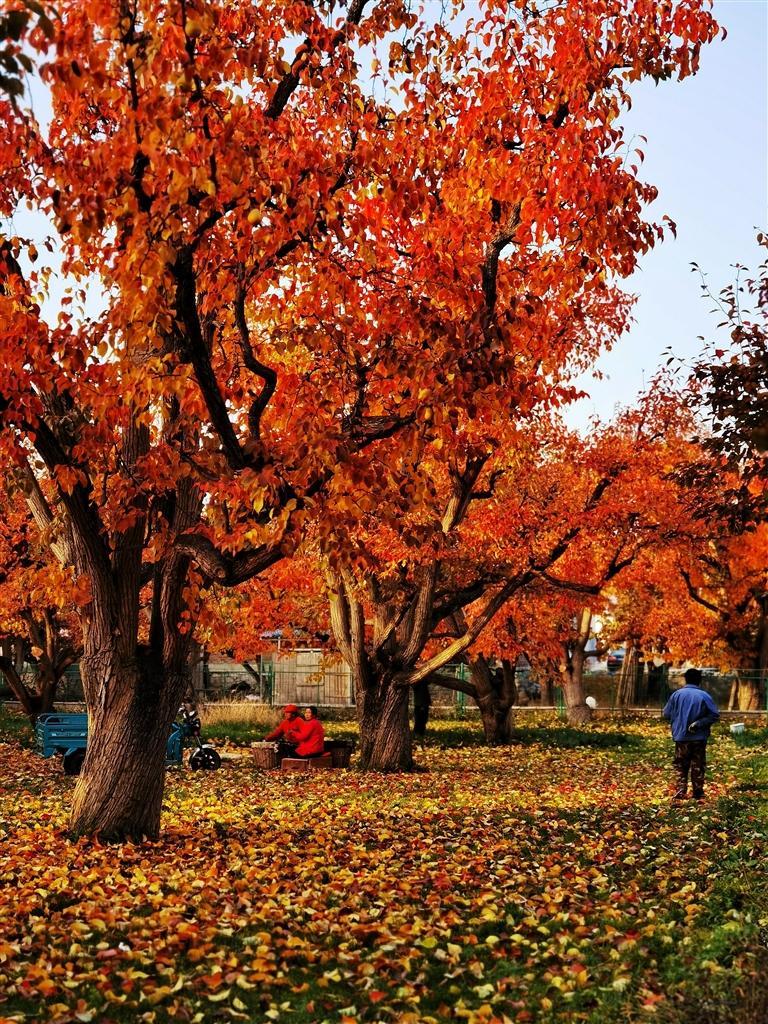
[507,726,642,750]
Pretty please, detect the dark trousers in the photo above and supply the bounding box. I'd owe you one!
[673,740,707,798]
[276,741,298,761]
[413,706,430,739]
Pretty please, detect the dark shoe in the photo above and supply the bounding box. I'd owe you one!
[690,792,705,801]
[672,790,687,802]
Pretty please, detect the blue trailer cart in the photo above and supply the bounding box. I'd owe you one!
[35,713,219,775]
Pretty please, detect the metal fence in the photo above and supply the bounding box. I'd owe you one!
[2,660,765,712]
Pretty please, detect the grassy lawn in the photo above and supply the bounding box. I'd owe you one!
[0,713,766,1023]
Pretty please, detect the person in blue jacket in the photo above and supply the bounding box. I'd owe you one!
[662,667,720,800]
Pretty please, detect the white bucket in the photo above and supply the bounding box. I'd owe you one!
[730,723,746,735]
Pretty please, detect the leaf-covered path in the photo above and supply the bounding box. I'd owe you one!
[1,721,766,1023]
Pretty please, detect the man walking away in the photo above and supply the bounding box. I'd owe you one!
[663,667,720,801]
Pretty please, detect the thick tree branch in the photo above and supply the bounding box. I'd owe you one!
[326,568,356,668]
[679,565,728,618]
[482,202,521,317]
[31,418,113,581]
[400,571,534,685]
[264,0,370,120]
[173,248,249,471]
[0,655,35,718]
[174,533,284,585]
[234,277,277,443]
[400,563,438,665]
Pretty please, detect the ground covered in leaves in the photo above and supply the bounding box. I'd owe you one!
[1,716,767,1024]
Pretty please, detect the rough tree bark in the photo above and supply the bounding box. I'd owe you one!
[466,654,517,744]
[70,658,189,839]
[357,673,413,771]
[616,642,643,708]
[560,607,593,725]
[63,416,201,839]
[731,598,768,711]
[327,568,417,771]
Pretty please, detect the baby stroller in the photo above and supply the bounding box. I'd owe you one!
[179,704,222,770]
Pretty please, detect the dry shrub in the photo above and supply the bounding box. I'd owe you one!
[200,701,278,730]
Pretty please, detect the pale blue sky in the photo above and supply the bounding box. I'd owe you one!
[566,0,768,428]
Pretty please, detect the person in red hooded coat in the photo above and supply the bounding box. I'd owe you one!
[264,704,301,761]
[290,706,325,758]
[265,704,300,742]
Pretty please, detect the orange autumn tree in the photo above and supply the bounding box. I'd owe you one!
[437,399,699,731]
[197,555,331,665]
[610,521,768,710]
[324,397,698,762]
[0,0,719,835]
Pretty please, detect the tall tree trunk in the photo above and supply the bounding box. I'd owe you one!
[616,643,640,708]
[561,653,592,725]
[727,676,739,711]
[734,673,762,712]
[68,464,198,841]
[357,672,413,771]
[468,655,515,744]
[70,654,188,840]
[539,673,554,706]
[561,609,593,725]
[31,666,57,717]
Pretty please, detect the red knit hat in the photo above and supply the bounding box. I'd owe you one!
[284,704,299,713]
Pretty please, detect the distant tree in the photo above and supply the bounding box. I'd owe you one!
[0,470,81,721]
[689,237,768,525]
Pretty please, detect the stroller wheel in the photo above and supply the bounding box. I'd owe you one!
[63,748,86,776]
[189,746,221,771]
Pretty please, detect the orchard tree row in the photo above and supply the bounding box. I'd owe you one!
[0,0,762,841]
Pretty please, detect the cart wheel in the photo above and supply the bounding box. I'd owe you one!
[189,747,221,771]
[63,748,86,776]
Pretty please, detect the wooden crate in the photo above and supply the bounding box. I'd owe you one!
[252,742,279,769]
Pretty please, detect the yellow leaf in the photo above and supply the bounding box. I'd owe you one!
[207,989,231,1002]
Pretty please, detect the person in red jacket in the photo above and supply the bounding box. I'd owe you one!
[264,704,301,759]
[291,706,325,758]
[265,704,300,741]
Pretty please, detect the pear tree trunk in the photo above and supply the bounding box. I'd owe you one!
[0,655,58,723]
[561,650,592,725]
[616,644,640,708]
[70,653,189,840]
[468,656,516,744]
[733,673,763,712]
[478,701,515,744]
[357,672,413,771]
